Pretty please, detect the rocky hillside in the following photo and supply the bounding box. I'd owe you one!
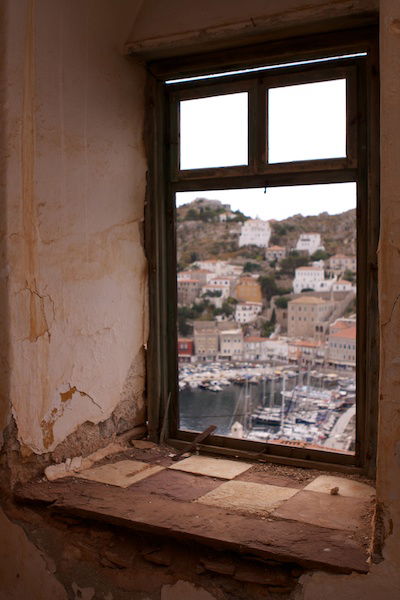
[176,199,356,267]
[269,210,356,256]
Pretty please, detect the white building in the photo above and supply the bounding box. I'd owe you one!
[177,269,212,285]
[235,302,263,323]
[193,259,227,275]
[243,336,288,361]
[193,260,243,278]
[293,266,336,293]
[238,219,271,248]
[201,283,229,308]
[333,279,355,292]
[295,233,324,255]
[329,254,357,272]
[208,277,235,295]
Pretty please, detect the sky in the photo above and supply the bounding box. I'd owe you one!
[177,75,356,220]
[176,183,356,221]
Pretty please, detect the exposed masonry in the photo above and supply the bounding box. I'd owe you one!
[2,505,304,600]
[0,350,146,487]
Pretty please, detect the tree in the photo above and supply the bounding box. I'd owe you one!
[186,208,198,220]
[275,296,289,309]
[261,321,275,337]
[203,290,222,298]
[221,301,235,317]
[243,261,261,273]
[258,275,278,301]
[280,253,309,276]
[344,269,356,283]
[310,249,330,261]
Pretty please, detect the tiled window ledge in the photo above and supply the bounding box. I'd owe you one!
[15,448,375,575]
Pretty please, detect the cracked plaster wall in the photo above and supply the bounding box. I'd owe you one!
[2,0,148,454]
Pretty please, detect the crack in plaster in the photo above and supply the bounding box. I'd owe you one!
[382,293,400,327]
[41,385,103,450]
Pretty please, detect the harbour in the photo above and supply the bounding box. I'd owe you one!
[179,363,356,452]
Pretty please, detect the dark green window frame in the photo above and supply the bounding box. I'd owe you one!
[145,25,379,477]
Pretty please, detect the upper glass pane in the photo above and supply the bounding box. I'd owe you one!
[180,92,248,170]
[268,79,346,164]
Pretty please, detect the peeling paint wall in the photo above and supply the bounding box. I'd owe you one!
[4,0,148,453]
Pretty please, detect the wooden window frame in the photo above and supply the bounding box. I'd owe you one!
[145,26,379,477]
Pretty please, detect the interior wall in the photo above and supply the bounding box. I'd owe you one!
[2,0,148,454]
[0,0,399,598]
[126,0,379,55]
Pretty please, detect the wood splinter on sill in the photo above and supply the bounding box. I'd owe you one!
[330,487,340,495]
[171,425,217,461]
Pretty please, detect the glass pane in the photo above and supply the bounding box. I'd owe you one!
[180,92,248,170]
[268,79,346,163]
[175,184,357,453]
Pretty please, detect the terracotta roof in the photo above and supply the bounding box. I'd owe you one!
[178,279,200,284]
[290,340,321,348]
[267,245,286,250]
[238,301,262,307]
[244,336,265,343]
[336,279,352,285]
[221,329,242,335]
[330,326,356,340]
[330,254,355,259]
[296,266,324,271]
[289,296,327,304]
[331,320,354,330]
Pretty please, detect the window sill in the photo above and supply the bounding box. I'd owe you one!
[15,445,374,575]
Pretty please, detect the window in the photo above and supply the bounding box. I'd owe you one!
[147,27,379,475]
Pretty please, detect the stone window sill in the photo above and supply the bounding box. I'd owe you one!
[15,444,375,575]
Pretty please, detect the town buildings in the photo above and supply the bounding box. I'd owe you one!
[239,218,271,247]
[327,318,356,369]
[235,276,263,303]
[235,301,263,323]
[177,338,194,362]
[287,296,335,337]
[333,279,355,292]
[295,232,324,255]
[288,340,324,366]
[243,337,288,361]
[329,254,357,271]
[265,245,287,261]
[293,266,336,293]
[219,329,244,359]
[177,269,211,285]
[193,322,220,361]
[177,278,201,305]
